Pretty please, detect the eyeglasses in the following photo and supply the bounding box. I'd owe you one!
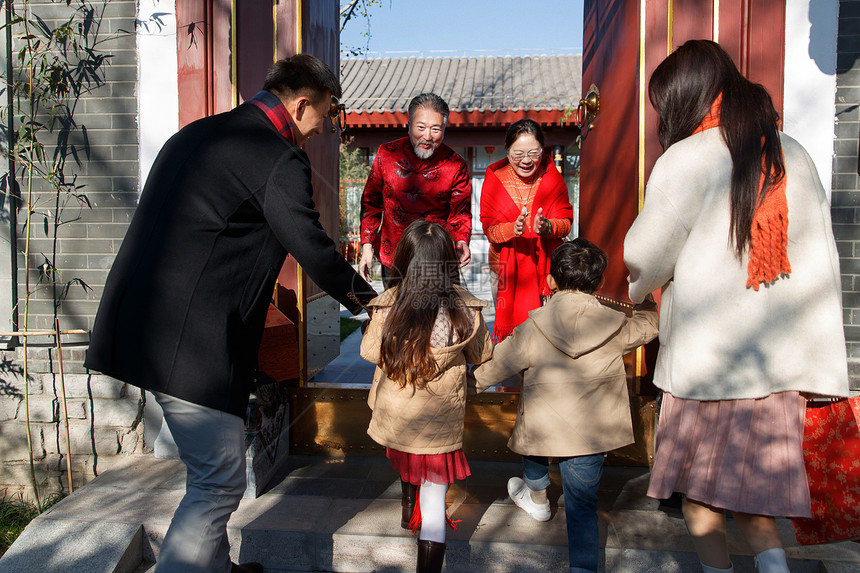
[508,150,543,162]
[330,96,346,134]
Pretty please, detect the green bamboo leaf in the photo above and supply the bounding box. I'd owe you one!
[68,277,92,295]
[0,16,26,32]
[75,194,91,209]
[32,14,51,39]
[0,174,7,211]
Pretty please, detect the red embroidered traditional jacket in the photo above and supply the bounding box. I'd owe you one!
[360,137,472,268]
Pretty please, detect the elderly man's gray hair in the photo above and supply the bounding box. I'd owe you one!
[408,93,450,127]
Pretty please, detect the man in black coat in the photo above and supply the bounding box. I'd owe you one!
[85,54,374,573]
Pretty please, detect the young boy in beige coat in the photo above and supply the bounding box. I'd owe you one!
[470,238,658,573]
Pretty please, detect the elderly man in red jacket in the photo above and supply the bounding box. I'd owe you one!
[358,93,472,284]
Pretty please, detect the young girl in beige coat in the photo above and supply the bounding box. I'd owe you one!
[360,220,493,573]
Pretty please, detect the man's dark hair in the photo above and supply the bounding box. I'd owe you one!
[408,93,450,127]
[263,54,341,102]
[549,238,608,293]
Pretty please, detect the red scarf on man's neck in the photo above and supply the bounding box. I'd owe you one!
[480,158,572,342]
[248,90,297,142]
[692,94,791,290]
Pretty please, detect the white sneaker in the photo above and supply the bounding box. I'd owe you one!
[507,477,551,522]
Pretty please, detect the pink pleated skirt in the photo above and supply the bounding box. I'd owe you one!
[647,391,811,518]
[387,448,471,485]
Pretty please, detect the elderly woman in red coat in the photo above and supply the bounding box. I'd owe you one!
[480,119,573,342]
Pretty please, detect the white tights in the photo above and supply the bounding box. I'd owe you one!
[418,480,448,543]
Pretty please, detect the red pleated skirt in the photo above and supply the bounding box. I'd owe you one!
[387,448,471,485]
[647,391,811,518]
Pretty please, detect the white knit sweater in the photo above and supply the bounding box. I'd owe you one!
[624,129,849,400]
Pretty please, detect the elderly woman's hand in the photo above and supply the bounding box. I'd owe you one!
[533,207,550,235]
[514,206,527,236]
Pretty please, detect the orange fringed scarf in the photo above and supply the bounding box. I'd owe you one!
[692,94,791,290]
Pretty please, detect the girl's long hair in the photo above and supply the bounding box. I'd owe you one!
[648,39,784,258]
[381,221,472,389]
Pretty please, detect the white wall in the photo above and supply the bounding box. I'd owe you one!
[137,1,179,189]
[136,0,179,448]
[783,0,839,198]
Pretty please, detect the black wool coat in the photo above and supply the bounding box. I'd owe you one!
[85,103,375,418]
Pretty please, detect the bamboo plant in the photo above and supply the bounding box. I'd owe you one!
[1,0,116,504]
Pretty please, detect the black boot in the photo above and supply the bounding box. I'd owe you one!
[231,562,264,573]
[401,479,418,529]
[416,539,445,573]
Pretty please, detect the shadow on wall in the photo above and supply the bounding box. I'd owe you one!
[809,0,841,74]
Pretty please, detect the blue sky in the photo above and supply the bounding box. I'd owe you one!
[340,1,584,58]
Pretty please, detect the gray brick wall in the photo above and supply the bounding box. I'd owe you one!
[15,0,140,336]
[0,0,144,500]
[0,358,144,497]
[836,1,860,387]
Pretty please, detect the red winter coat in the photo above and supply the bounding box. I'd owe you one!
[480,157,573,342]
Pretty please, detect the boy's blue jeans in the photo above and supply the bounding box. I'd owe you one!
[522,453,606,573]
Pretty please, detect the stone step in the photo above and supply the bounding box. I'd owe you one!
[2,456,858,572]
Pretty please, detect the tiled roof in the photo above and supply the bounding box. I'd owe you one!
[341,55,582,114]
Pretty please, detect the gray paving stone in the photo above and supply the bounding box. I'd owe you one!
[2,454,860,572]
[0,518,142,573]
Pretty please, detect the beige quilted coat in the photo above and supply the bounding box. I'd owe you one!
[361,285,493,454]
[471,291,659,457]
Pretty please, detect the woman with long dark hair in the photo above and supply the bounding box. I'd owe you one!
[624,40,848,573]
[480,119,573,342]
[360,220,493,573]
